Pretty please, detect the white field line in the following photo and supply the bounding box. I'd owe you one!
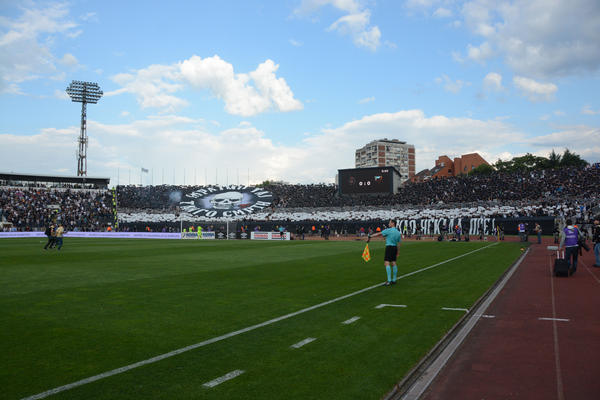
[342,316,361,325]
[291,338,317,349]
[202,370,245,388]
[375,304,407,309]
[21,242,498,400]
[441,307,468,312]
[539,317,570,322]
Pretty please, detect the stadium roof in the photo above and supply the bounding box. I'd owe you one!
[0,172,110,188]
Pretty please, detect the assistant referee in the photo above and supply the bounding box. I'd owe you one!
[367,219,402,286]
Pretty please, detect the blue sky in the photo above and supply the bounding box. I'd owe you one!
[1,0,599,185]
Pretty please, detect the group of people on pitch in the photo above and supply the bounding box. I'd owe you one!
[43,223,65,251]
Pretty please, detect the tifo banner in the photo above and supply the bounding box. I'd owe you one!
[250,231,291,240]
[177,185,273,218]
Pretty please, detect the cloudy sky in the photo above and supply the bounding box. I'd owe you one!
[1,0,599,185]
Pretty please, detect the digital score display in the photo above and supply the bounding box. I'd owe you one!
[339,168,394,194]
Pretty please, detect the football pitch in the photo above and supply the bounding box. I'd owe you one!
[1,238,524,399]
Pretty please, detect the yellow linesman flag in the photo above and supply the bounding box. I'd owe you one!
[362,243,371,262]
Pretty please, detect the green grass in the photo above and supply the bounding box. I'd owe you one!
[0,238,524,399]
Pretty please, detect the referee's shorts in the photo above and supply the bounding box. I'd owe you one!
[384,245,398,262]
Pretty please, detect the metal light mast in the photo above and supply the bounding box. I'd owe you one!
[66,80,103,176]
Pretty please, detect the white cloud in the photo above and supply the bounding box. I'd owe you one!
[513,76,557,102]
[460,0,600,78]
[433,7,452,18]
[467,41,493,63]
[436,74,470,93]
[53,89,70,100]
[108,55,302,116]
[0,3,79,92]
[526,126,600,163]
[582,105,600,115]
[59,53,78,67]
[4,109,597,183]
[483,72,503,91]
[289,39,303,47]
[358,96,375,104]
[0,110,527,184]
[295,0,382,50]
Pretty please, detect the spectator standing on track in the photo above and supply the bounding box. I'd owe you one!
[535,223,542,244]
[367,219,402,286]
[593,219,600,267]
[55,223,64,251]
[559,219,583,274]
[518,222,526,242]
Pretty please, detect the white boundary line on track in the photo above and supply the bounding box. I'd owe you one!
[549,258,566,400]
[20,242,498,400]
[538,317,570,322]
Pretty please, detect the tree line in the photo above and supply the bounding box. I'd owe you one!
[471,149,588,175]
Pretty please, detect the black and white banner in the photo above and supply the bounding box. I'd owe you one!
[178,185,273,218]
[396,217,497,236]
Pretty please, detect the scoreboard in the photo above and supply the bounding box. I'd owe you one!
[338,167,399,194]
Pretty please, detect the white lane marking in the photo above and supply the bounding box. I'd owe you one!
[21,243,498,400]
[203,370,245,388]
[475,314,496,319]
[291,338,316,349]
[539,317,570,322]
[581,260,600,285]
[549,257,566,400]
[441,307,468,312]
[342,316,361,325]
[375,304,407,309]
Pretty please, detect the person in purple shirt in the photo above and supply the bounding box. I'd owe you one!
[559,219,583,274]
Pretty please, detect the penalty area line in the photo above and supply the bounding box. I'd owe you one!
[21,242,498,400]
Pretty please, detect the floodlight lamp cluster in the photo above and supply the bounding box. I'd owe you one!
[66,80,103,104]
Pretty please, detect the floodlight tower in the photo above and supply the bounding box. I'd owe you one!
[66,80,103,176]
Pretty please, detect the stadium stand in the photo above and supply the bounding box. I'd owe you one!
[114,166,600,233]
[0,173,113,232]
[2,166,598,233]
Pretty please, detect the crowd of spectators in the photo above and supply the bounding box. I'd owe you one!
[266,166,600,208]
[0,188,113,231]
[3,166,598,232]
[115,166,599,211]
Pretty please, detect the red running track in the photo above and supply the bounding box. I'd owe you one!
[422,238,600,400]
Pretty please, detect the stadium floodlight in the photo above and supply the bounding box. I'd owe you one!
[66,80,103,176]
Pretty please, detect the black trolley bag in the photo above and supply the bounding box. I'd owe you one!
[554,250,572,277]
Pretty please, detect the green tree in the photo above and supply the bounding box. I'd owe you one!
[469,163,494,175]
[560,149,588,167]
